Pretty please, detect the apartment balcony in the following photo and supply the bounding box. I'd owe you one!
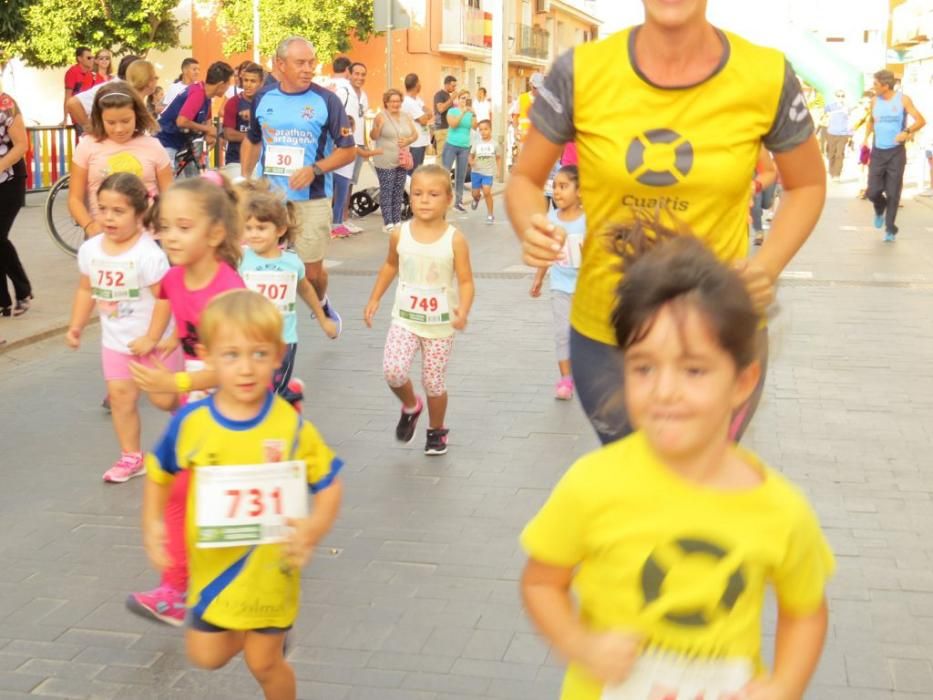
[510,22,550,67]
[439,3,492,61]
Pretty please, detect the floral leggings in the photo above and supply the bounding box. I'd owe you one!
[383,323,454,397]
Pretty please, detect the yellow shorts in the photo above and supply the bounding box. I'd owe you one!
[292,198,332,263]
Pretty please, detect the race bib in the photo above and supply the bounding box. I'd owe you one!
[264,145,305,176]
[195,461,309,548]
[601,652,753,700]
[398,282,450,324]
[559,233,584,269]
[474,142,497,158]
[243,270,298,313]
[90,259,141,301]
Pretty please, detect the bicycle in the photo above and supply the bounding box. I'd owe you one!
[45,135,209,257]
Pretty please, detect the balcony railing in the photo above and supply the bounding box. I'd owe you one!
[513,23,550,61]
[442,4,491,49]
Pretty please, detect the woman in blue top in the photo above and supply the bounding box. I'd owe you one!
[442,91,474,210]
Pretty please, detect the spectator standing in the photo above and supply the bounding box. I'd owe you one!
[865,69,926,242]
[0,91,32,317]
[162,58,200,109]
[240,36,356,329]
[94,50,114,83]
[402,73,432,170]
[63,47,96,124]
[371,88,418,231]
[221,61,263,176]
[474,86,492,124]
[443,91,474,210]
[67,54,142,131]
[433,75,458,158]
[824,90,851,181]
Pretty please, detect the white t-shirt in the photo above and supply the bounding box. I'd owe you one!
[161,81,188,113]
[331,77,359,136]
[77,233,172,354]
[355,89,370,145]
[474,99,492,123]
[402,94,431,148]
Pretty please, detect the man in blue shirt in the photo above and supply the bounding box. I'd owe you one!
[823,90,852,181]
[241,36,355,331]
[157,61,234,171]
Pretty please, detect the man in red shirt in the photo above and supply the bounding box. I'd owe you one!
[63,46,95,124]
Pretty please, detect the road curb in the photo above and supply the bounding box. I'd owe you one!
[0,316,98,355]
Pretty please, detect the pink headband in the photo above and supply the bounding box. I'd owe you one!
[200,170,225,187]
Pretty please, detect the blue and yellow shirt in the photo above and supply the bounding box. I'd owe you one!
[246,82,354,201]
[146,392,342,630]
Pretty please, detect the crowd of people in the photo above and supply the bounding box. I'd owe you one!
[1,0,931,696]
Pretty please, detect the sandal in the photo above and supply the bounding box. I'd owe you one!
[12,296,32,317]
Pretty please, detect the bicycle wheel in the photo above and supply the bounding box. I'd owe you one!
[45,175,84,257]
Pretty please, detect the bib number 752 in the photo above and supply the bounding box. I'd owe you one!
[97,269,125,287]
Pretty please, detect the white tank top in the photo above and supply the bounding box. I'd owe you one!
[391,221,458,339]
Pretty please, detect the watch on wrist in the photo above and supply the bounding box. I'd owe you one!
[312,163,324,177]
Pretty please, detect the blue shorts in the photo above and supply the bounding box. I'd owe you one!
[471,172,494,189]
[187,610,291,634]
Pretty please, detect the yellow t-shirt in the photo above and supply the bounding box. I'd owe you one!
[146,392,342,630]
[520,432,835,700]
[530,27,814,345]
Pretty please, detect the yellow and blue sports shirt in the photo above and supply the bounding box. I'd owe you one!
[531,26,815,346]
[146,391,343,630]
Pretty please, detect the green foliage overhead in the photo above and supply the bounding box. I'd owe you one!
[217,0,374,63]
[1,0,182,68]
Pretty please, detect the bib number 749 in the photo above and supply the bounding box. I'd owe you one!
[409,295,438,313]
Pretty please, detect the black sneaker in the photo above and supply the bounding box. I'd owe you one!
[470,197,479,211]
[395,398,423,443]
[424,428,449,455]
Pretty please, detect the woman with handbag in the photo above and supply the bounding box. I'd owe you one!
[371,88,418,233]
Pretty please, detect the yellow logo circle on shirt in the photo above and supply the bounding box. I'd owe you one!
[106,151,144,178]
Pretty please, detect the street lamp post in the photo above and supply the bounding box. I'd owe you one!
[252,0,260,62]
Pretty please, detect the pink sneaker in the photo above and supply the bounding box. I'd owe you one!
[330,225,351,239]
[125,584,186,627]
[555,377,574,401]
[286,377,305,413]
[103,453,144,483]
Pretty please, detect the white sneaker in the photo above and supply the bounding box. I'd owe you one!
[919,189,933,197]
[382,223,395,233]
[344,221,364,233]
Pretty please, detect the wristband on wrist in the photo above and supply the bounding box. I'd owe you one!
[174,371,193,394]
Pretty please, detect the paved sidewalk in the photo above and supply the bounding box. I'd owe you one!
[0,182,932,699]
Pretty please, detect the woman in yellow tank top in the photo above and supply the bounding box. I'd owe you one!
[505,0,826,445]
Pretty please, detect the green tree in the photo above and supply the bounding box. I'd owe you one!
[2,0,182,68]
[217,0,374,63]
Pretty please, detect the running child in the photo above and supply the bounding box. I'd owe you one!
[127,172,246,626]
[520,227,835,700]
[468,119,501,223]
[142,290,343,700]
[364,164,474,455]
[240,188,339,409]
[529,165,584,401]
[65,172,183,482]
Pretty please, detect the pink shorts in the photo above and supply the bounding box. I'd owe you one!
[101,346,184,382]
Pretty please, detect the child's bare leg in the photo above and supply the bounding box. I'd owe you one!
[558,360,571,378]
[244,631,295,700]
[148,391,179,412]
[426,392,448,429]
[389,379,418,410]
[483,185,494,216]
[186,629,244,670]
[107,379,141,453]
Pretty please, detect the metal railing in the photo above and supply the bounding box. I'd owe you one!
[26,125,77,193]
[513,23,550,61]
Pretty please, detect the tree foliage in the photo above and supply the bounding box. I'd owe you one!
[217,0,374,64]
[1,0,182,68]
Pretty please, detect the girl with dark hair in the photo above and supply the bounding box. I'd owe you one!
[69,82,171,240]
[521,229,835,700]
[66,172,182,482]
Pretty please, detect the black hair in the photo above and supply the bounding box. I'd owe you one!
[116,55,140,80]
[181,57,199,69]
[404,73,419,91]
[350,62,367,73]
[444,75,457,85]
[610,218,759,369]
[333,56,352,74]
[556,164,579,187]
[98,172,149,215]
[76,47,91,59]
[206,61,234,86]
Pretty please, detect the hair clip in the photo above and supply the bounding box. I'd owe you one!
[200,170,226,187]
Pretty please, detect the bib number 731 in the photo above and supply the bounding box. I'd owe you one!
[195,461,308,548]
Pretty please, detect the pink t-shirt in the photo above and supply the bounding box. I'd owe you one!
[158,262,245,358]
[72,135,171,218]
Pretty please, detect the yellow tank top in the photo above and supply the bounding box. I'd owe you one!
[571,28,786,345]
[518,91,534,137]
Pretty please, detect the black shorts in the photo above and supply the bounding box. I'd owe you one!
[187,609,291,634]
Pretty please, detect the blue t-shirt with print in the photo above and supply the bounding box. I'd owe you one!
[246,83,354,201]
[549,208,586,295]
[239,247,306,344]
